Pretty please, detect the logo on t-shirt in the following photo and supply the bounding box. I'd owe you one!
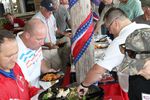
[19,48,42,68]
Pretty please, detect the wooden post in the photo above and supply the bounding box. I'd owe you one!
[70,0,95,82]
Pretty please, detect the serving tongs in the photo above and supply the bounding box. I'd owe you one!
[95,36,107,42]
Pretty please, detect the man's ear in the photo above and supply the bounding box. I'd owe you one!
[25,32,31,39]
[114,19,118,26]
[115,20,120,30]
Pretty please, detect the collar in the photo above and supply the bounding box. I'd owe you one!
[119,22,136,36]
[16,32,35,52]
[0,69,16,80]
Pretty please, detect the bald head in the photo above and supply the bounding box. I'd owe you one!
[24,18,48,36]
[51,0,60,10]
[21,18,47,50]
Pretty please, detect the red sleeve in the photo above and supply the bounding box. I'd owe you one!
[29,86,41,97]
[3,23,13,30]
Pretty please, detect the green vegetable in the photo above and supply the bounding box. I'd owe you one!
[42,93,49,100]
[42,92,53,100]
[82,95,86,100]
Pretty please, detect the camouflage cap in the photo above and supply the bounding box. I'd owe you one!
[118,28,150,75]
[140,0,150,7]
[126,28,150,52]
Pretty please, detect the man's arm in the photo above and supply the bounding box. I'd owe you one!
[77,64,106,97]
[43,42,59,49]
[94,19,102,34]
[41,59,49,73]
[82,64,106,87]
[41,59,56,73]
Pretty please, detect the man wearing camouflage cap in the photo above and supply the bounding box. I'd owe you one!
[133,0,150,25]
[119,28,150,100]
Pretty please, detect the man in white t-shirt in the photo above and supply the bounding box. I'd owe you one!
[32,0,71,72]
[77,7,150,97]
[16,19,55,88]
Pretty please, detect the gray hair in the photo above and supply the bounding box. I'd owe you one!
[103,7,128,25]
[24,18,45,35]
[51,0,60,7]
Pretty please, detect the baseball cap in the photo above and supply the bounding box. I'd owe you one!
[40,0,55,11]
[118,28,150,75]
[125,28,150,52]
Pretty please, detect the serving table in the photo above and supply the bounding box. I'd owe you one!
[32,34,129,100]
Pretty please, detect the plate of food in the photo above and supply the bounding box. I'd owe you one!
[38,82,104,100]
[38,87,71,100]
[95,37,107,42]
[40,71,64,82]
[39,71,64,90]
[66,83,104,100]
[94,35,107,42]
[94,43,109,49]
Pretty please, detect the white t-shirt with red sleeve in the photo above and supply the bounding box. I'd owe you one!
[16,32,43,88]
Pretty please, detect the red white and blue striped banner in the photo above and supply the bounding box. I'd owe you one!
[69,0,94,65]
[69,0,78,9]
[91,0,101,6]
[91,0,100,21]
[93,12,99,21]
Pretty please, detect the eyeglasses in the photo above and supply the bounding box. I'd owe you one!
[106,16,120,30]
[119,44,150,59]
[107,20,115,30]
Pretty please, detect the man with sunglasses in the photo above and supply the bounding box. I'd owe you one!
[118,28,150,100]
[77,7,150,97]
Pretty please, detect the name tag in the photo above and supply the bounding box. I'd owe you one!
[142,93,150,100]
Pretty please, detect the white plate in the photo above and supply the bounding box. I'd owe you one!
[39,80,59,90]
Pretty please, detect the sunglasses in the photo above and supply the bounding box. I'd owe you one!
[119,44,150,59]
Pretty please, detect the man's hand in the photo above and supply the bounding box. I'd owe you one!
[51,45,59,49]
[65,32,72,38]
[48,68,61,72]
[48,68,57,72]
[77,83,89,98]
[43,43,59,50]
